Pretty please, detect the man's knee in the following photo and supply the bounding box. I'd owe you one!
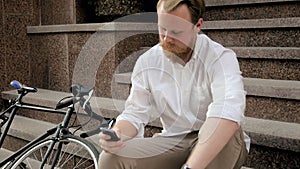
[206,128,247,169]
[98,152,135,169]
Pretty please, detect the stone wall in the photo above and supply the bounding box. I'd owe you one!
[0,0,39,94]
[76,0,159,23]
[0,0,78,109]
[0,0,159,108]
[27,23,159,97]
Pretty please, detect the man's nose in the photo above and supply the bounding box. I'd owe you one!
[163,32,173,43]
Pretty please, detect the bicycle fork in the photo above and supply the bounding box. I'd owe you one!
[40,124,62,169]
[40,106,74,169]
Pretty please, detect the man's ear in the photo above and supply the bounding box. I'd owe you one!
[195,18,203,32]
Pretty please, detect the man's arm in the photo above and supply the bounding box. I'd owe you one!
[99,120,138,153]
[185,117,238,169]
[112,120,139,140]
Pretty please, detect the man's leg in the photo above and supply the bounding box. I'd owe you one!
[98,128,247,169]
[206,127,248,169]
[98,132,198,169]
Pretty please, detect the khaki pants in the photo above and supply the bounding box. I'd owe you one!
[98,127,248,169]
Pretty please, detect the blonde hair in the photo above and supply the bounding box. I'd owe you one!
[157,0,205,24]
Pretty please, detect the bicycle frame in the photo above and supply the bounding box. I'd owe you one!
[0,99,73,168]
[0,82,108,168]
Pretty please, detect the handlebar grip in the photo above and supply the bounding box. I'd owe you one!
[80,128,101,138]
[70,84,93,97]
[55,98,74,109]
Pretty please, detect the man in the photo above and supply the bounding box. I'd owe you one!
[98,0,250,168]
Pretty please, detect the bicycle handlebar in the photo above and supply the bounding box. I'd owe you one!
[9,80,111,138]
[56,83,112,137]
[55,98,74,109]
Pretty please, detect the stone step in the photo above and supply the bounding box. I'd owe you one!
[0,148,13,168]
[205,0,298,6]
[114,73,300,100]
[1,88,299,168]
[203,17,300,30]
[0,131,94,168]
[27,18,300,48]
[0,148,13,162]
[202,17,300,47]
[1,93,299,152]
[205,0,299,21]
[3,76,300,124]
[0,146,252,169]
[113,73,300,123]
[3,113,300,168]
[243,78,300,100]
[121,47,300,81]
[1,115,100,156]
[138,47,300,60]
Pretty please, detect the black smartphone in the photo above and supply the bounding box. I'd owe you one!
[100,127,120,141]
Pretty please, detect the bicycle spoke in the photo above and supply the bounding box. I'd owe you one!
[11,137,98,169]
[74,151,92,168]
[60,143,85,168]
[26,158,33,169]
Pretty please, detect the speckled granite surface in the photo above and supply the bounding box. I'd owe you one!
[204,29,300,47]
[41,0,76,25]
[244,144,300,169]
[246,96,300,123]
[93,0,144,16]
[4,14,31,86]
[68,33,93,85]
[29,34,70,92]
[0,0,40,94]
[0,1,5,94]
[1,0,299,168]
[239,59,300,81]
[205,1,300,21]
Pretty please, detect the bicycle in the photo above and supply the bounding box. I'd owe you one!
[0,80,114,169]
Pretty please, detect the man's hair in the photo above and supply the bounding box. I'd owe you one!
[157,0,205,24]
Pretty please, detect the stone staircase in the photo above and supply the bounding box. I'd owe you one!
[1,0,299,168]
[1,83,299,167]
[110,0,300,168]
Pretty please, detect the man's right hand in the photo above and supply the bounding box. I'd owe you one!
[99,128,125,154]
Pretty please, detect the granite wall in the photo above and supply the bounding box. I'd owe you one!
[0,0,159,104]
[0,0,39,94]
[41,0,76,25]
[0,0,78,89]
[76,0,159,23]
[27,27,158,97]
[0,0,79,109]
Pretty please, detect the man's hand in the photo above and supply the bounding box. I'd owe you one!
[99,128,125,153]
[99,120,138,153]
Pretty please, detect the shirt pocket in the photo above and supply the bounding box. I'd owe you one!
[190,86,212,120]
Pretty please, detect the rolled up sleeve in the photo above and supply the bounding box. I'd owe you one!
[116,58,155,137]
[206,50,246,125]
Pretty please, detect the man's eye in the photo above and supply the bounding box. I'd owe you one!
[172,31,183,35]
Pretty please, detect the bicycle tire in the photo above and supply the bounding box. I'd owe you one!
[8,135,99,169]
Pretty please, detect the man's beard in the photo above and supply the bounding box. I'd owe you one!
[160,41,192,64]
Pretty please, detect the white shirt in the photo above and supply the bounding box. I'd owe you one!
[117,34,250,151]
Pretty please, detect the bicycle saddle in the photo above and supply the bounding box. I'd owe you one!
[10,80,38,93]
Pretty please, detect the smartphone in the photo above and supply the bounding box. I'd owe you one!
[100,127,120,141]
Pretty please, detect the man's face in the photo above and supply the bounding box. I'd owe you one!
[157,3,199,62]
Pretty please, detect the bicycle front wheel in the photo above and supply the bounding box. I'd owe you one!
[9,135,99,169]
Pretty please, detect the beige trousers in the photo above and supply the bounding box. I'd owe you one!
[98,127,248,169]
